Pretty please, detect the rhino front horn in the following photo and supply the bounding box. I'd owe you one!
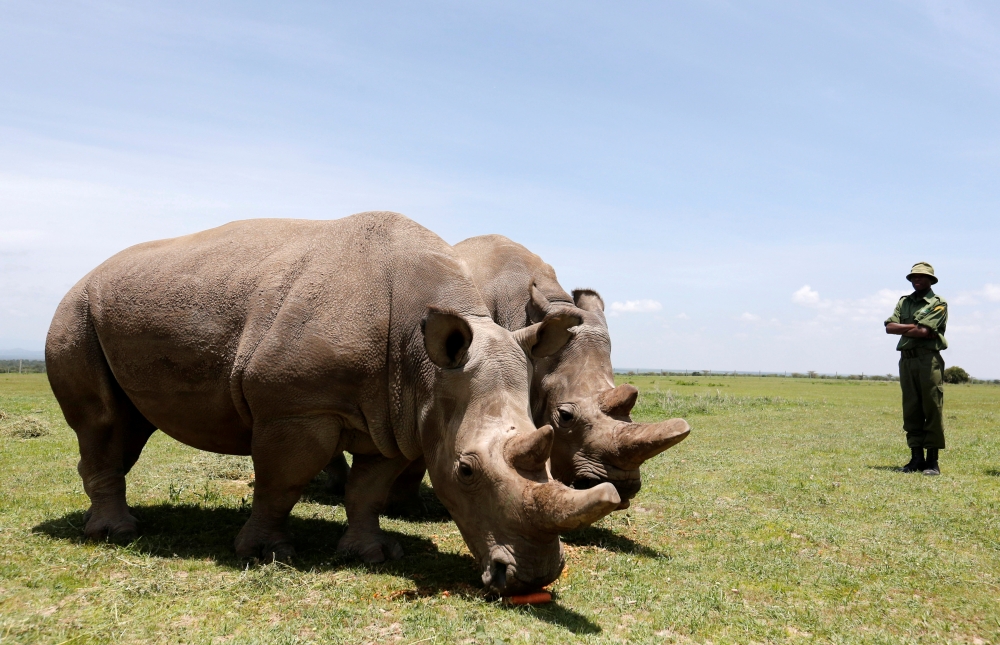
[506,424,555,472]
[525,481,621,533]
[613,419,691,469]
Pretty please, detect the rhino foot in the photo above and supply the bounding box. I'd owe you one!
[337,530,404,563]
[234,527,296,563]
[235,540,296,564]
[82,506,138,544]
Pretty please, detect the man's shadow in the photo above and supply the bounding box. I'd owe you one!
[33,504,600,634]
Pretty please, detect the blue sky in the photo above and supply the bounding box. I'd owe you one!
[2,1,998,377]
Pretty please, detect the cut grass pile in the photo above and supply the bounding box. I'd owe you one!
[1,372,998,644]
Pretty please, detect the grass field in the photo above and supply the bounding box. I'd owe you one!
[1,372,998,644]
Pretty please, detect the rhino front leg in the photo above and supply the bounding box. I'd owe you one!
[323,452,350,496]
[386,457,426,507]
[338,453,412,563]
[236,419,336,562]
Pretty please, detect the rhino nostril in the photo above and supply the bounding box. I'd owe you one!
[572,478,600,490]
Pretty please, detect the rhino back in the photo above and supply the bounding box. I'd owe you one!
[453,235,572,331]
[77,212,482,457]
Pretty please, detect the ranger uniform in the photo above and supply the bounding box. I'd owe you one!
[885,262,947,475]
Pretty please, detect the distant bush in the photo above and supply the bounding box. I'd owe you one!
[943,366,970,384]
[0,360,46,373]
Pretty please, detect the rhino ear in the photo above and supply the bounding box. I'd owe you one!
[572,289,605,313]
[513,311,582,359]
[422,308,473,369]
[526,283,552,324]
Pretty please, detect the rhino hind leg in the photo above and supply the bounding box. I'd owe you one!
[47,297,156,544]
[337,453,412,563]
[235,419,338,562]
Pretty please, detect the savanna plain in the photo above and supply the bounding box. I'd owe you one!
[1,373,998,644]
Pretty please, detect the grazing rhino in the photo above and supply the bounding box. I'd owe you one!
[327,234,690,513]
[45,212,620,595]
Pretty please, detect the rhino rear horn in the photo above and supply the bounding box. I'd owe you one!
[572,289,605,313]
[598,384,639,417]
[614,419,691,469]
[423,308,473,369]
[525,481,620,533]
[506,424,555,472]
[513,311,582,359]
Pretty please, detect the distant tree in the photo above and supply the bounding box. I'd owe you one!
[943,366,970,384]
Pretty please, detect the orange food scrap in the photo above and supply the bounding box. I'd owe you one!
[507,591,552,605]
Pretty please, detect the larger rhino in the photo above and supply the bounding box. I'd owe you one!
[327,234,690,512]
[45,212,620,595]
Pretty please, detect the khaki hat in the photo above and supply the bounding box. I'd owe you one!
[906,262,938,284]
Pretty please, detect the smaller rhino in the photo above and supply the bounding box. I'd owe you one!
[454,235,690,507]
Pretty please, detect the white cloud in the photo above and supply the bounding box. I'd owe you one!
[675,312,690,320]
[792,285,827,307]
[609,299,663,314]
[951,283,1000,305]
[739,312,760,322]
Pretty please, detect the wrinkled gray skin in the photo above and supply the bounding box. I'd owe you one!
[326,234,690,513]
[45,213,621,595]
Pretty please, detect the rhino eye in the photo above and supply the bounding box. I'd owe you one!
[557,408,575,424]
[457,461,475,480]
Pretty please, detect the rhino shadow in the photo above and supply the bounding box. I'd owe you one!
[34,505,605,634]
[299,478,452,523]
[561,525,663,558]
[32,504,474,586]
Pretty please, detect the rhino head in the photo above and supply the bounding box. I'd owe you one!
[526,287,690,508]
[419,308,621,595]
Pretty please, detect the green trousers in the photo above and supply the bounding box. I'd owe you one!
[898,350,946,450]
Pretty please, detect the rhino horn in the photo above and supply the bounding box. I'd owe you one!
[598,384,639,417]
[525,481,621,533]
[614,419,691,468]
[506,424,555,472]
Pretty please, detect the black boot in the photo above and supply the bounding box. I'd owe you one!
[901,447,925,473]
[922,448,940,476]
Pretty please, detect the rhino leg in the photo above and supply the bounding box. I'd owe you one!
[337,453,412,563]
[235,420,337,562]
[386,457,426,508]
[323,452,350,496]
[76,403,155,543]
[47,303,156,544]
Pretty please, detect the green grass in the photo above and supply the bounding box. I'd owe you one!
[1,373,999,644]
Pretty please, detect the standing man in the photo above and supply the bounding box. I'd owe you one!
[885,262,948,476]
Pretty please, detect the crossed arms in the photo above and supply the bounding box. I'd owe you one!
[885,323,937,339]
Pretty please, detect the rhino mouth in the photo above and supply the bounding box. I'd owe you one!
[481,544,563,596]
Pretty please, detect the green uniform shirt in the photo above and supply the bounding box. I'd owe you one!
[885,289,948,351]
